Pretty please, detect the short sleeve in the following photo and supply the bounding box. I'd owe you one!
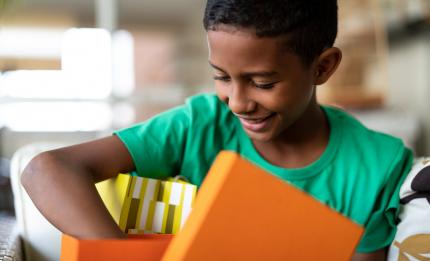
[356,146,413,253]
[113,105,190,179]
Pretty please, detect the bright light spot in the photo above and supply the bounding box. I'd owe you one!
[0,102,113,132]
[62,28,113,99]
[1,70,68,99]
[0,28,138,132]
[0,27,65,59]
[112,30,135,97]
[0,28,116,100]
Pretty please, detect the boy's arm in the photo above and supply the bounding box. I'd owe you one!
[21,135,134,239]
[351,248,386,261]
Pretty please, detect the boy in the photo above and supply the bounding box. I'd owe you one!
[22,0,412,260]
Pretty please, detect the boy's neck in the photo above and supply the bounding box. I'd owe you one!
[252,102,330,169]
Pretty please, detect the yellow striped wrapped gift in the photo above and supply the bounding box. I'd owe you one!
[118,174,197,235]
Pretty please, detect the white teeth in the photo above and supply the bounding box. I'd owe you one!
[245,114,272,123]
[246,118,262,123]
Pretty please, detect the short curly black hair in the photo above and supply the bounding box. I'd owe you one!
[203,0,338,65]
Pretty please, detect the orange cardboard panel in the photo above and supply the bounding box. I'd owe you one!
[162,151,364,261]
[60,234,172,261]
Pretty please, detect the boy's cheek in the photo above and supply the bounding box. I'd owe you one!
[215,87,229,104]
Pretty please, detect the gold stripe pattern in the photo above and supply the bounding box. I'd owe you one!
[118,175,197,235]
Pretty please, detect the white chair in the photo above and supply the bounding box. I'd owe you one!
[9,141,124,261]
[10,143,66,261]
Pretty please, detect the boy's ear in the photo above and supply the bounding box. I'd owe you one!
[313,47,342,86]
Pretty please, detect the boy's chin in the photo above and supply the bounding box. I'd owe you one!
[245,130,276,143]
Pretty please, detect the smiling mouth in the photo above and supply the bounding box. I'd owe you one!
[240,114,274,122]
[237,113,276,132]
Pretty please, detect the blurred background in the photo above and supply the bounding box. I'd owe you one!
[0,0,429,253]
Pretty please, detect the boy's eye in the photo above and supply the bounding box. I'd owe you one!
[213,75,231,82]
[213,75,278,89]
[252,81,278,90]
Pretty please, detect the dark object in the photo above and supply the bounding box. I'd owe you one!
[400,165,430,205]
[0,157,13,213]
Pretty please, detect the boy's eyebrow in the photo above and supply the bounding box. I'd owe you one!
[208,61,279,77]
[209,61,227,73]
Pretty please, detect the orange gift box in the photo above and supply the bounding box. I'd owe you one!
[162,151,364,261]
[60,234,173,261]
[61,151,364,261]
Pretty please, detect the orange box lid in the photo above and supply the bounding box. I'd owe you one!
[162,151,364,260]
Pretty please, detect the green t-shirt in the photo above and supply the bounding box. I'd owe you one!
[114,93,413,253]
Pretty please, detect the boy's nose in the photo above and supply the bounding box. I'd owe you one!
[228,84,256,115]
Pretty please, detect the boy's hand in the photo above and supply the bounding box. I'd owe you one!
[21,136,135,239]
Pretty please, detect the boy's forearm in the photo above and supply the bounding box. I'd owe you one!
[21,151,125,239]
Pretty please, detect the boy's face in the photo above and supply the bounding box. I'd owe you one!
[207,26,318,142]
